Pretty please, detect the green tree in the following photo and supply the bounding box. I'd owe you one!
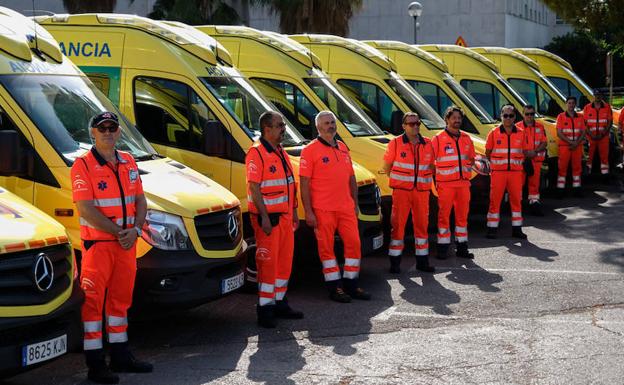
[257,0,363,36]
[149,0,241,25]
[542,0,624,52]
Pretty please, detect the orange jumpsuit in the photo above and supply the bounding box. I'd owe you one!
[516,121,547,203]
[432,130,475,245]
[71,148,143,351]
[486,126,527,228]
[583,101,612,175]
[300,137,360,287]
[556,112,586,189]
[246,138,297,306]
[384,134,434,257]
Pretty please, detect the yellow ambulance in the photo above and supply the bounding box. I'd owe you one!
[514,48,593,107]
[0,187,82,377]
[365,40,499,139]
[0,7,246,309]
[290,34,488,193]
[38,15,383,256]
[471,47,567,119]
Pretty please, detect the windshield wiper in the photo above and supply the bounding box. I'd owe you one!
[134,153,163,162]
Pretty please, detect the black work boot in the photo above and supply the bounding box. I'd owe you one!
[110,342,153,373]
[389,255,401,274]
[415,255,435,273]
[256,304,277,328]
[86,349,119,384]
[343,278,371,301]
[512,226,528,239]
[486,227,498,239]
[436,243,449,259]
[455,242,475,259]
[529,201,544,217]
[275,298,304,319]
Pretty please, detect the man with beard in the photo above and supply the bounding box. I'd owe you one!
[300,111,371,303]
[246,111,303,328]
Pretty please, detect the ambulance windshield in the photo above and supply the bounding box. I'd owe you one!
[385,75,446,129]
[0,75,155,165]
[201,76,305,147]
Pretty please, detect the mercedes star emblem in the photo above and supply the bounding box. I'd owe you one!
[227,211,239,241]
[33,252,54,292]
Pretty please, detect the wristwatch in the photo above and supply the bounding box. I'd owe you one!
[135,226,143,237]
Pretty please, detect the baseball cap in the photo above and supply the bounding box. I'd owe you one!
[90,111,119,128]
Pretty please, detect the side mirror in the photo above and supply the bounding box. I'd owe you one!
[0,130,29,176]
[390,110,403,135]
[202,120,229,157]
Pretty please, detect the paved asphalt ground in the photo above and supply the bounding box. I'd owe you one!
[5,183,624,385]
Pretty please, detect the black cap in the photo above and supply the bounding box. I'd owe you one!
[90,111,119,128]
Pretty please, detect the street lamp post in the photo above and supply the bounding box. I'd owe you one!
[408,2,423,44]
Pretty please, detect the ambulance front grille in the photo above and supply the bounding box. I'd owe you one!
[194,207,243,251]
[358,183,380,216]
[0,244,72,306]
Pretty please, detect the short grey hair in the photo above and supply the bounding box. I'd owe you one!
[315,110,336,127]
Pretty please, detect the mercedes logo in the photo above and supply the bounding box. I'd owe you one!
[227,211,239,241]
[33,253,54,292]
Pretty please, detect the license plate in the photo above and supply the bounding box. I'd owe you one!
[373,234,384,250]
[221,271,244,294]
[22,334,67,367]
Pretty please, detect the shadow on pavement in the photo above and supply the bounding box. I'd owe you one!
[399,271,460,316]
[444,258,503,293]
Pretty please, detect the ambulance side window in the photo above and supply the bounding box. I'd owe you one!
[249,78,318,140]
[407,80,452,116]
[0,110,59,187]
[460,80,511,120]
[336,79,400,132]
[133,77,217,152]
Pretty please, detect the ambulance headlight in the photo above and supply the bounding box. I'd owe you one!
[142,210,192,250]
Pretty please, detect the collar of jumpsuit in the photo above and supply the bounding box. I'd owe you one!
[402,133,426,145]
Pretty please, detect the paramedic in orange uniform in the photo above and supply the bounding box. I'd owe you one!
[432,106,476,259]
[300,111,371,303]
[516,104,547,216]
[246,111,303,328]
[556,96,586,198]
[583,90,612,181]
[486,105,529,240]
[383,112,435,274]
[71,112,152,384]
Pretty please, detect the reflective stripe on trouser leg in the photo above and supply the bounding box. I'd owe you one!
[315,210,341,282]
[412,189,430,255]
[558,145,570,189]
[509,171,524,226]
[571,146,583,187]
[453,184,471,241]
[527,161,542,202]
[488,171,506,228]
[275,214,295,301]
[389,189,412,257]
[336,209,361,280]
[83,320,103,350]
[437,183,454,244]
[599,136,609,174]
[104,243,136,343]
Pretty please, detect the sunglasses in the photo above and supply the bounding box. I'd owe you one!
[502,114,515,119]
[524,112,536,116]
[96,124,120,133]
[274,122,287,128]
[404,121,421,127]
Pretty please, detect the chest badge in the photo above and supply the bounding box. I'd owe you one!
[444,144,453,154]
[322,156,330,164]
[129,168,138,183]
[269,165,277,173]
[97,180,108,191]
[400,151,407,158]
[496,139,501,145]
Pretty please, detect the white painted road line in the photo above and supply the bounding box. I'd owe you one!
[436,267,624,276]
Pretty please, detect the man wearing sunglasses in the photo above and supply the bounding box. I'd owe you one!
[246,111,302,328]
[486,105,529,239]
[71,112,152,383]
[301,111,371,303]
[516,105,547,216]
[383,112,435,274]
[556,96,586,198]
